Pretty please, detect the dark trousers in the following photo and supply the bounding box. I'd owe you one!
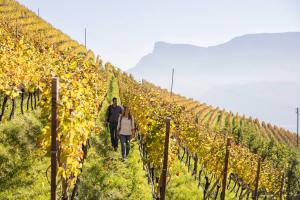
[109,122,118,149]
[120,134,131,159]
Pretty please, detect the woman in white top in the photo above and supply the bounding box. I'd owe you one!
[117,106,135,160]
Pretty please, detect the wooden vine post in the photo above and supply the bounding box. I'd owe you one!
[0,96,8,121]
[160,117,171,200]
[51,77,59,200]
[21,89,25,114]
[253,157,262,200]
[221,138,231,200]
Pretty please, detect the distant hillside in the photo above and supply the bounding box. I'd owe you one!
[128,32,300,131]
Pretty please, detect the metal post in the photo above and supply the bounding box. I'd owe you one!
[170,68,174,97]
[51,77,59,200]
[84,28,87,48]
[221,138,231,200]
[297,108,299,147]
[160,117,171,200]
[16,18,18,37]
[38,8,40,17]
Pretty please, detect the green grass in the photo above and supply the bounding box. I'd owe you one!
[175,148,239,200]
[78,76,152,200]
[0,110,50,200]
[165,158,203,200]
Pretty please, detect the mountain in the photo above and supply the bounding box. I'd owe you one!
[128,32,300,131]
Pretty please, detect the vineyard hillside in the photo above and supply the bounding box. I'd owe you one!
[1,0,300,199]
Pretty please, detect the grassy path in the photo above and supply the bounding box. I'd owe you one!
[173,150,238,200]
[77,76,207,200]
[78,77,152,200]
[165,158,203,200]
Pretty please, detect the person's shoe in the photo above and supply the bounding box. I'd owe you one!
[114,147,118,152]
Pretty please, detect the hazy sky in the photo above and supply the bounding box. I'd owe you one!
[18,0,300,70]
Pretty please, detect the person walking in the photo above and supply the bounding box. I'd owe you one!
[106,97,123,151]
[117,106,135,161]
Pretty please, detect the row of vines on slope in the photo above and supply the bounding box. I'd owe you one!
[143,81,297,148]
[141,80,300,198]
[0,1,115,198]
[114,69,300,199]
[0,25,110,198]
[0,0,91,56]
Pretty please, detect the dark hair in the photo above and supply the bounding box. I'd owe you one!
[112,97,117,101]
[122,106,132,120]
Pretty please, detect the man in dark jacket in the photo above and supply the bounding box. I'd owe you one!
[106,97,123,151]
